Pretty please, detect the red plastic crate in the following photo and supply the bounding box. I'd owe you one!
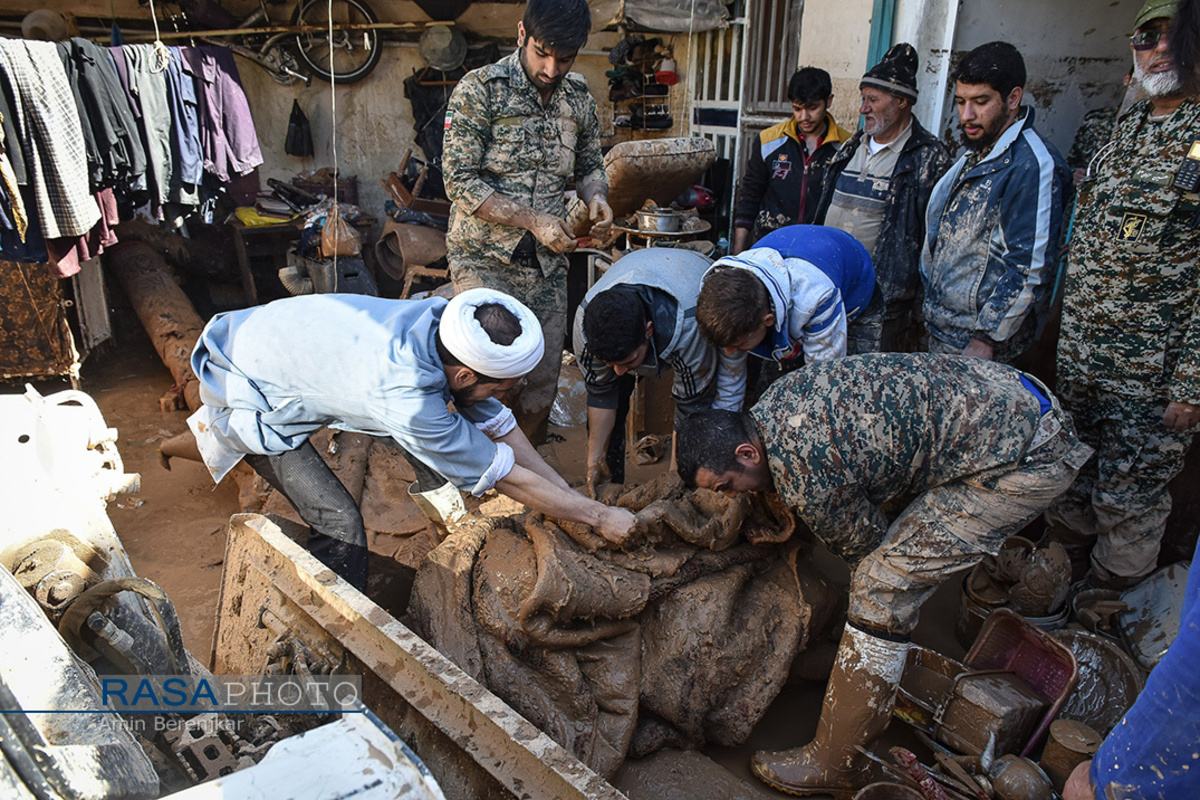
[963,608,1078,756]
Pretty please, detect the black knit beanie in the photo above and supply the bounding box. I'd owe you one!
[860,43,919,101]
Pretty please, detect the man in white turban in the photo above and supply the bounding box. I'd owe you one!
[189,289,635,590]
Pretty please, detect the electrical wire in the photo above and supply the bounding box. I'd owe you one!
[328,0,340,290]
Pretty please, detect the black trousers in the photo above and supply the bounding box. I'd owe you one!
[603,374,637,485]
[243,440,446,593]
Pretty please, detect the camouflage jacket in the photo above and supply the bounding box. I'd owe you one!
[1058,98,1200,405]
[1067,105,1119,171]
[750,353,1044,564]
[442,51,606,275]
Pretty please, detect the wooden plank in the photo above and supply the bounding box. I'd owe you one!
[214,514,629,800]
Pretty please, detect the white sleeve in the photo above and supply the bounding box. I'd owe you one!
[712,349,747,411]
[469,441,515,496]
[475,405,517,439]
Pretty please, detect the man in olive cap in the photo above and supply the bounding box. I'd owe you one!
[1045,0,1200,595]
[815,43,952,352]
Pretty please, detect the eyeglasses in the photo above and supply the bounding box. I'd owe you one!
[1131,29,1170,51]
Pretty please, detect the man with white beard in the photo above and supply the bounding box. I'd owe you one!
[1044,0,1200,591]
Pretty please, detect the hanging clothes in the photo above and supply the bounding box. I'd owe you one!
[57,37,146,194]
[0,39,99,240]
[166,46,203,193]
[178,46,263,183]
[45,188,119,278]
[0,111,26,242]
[118,44,175,214]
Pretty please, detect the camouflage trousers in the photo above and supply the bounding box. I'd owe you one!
[1044,380,1195,582]
[451,258,567,444]
[846,284,885,356]
[849,425,1088,635]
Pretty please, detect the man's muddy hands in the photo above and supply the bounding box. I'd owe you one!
[531,211,578,253]
[585,461,611,500]
[595,505,636,547]
[587,196,613,238]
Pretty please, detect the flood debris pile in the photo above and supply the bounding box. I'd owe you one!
[408,473,840,779]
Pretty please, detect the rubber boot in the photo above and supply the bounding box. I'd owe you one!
[751,623,909,797]
[409,481,467,529]
[1042,523,1096,584]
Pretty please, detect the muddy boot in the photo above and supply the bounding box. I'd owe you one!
[751,623,908,797]
[1042,524,1095,584]
[409,481,467,533]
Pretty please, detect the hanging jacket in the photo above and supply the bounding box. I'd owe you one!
[57,38,146,193]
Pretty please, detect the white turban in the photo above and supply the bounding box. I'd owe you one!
[440,288,544,378]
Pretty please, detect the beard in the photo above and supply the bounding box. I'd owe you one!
[962,114,1009,151]
[518,44,563,94]
[1134,58,1184,98]
[864,105,898,138]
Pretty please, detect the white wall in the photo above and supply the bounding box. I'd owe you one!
[797,0,1137,156]
[943,0,1136,155]
[797,0,878,127]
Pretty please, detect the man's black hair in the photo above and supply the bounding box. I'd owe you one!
[435,302,521,385]
[523,0,591,54]
[788,67,833,104]
[954,41,1026,98]
[676,409,760,487]
[583,287,649,363]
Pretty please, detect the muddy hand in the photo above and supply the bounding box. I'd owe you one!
[585,461,610,500]
[596,505,636,547]
[1163,400,1200,432]
[587,196,613,238]
[531,212,578,254]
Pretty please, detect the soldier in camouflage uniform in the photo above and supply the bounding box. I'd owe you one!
[1067,106,1119,181]
[1045,0,1200,590]
[442,0,611,444]
[676,353,1091,797]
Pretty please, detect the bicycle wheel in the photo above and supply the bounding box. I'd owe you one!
[292,0,381,84]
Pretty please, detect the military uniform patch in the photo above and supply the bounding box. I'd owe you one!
[1118,212,1147,241]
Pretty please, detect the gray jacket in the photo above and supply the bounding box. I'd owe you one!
[573,248,744,421]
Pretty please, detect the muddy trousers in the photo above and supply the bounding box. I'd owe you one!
[1044,382,1195,583]
[849,427,1088,635]
[244,441,371,591]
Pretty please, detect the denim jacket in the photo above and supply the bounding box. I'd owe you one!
[920,107,1071,357]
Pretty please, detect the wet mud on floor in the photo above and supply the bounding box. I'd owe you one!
[49,333,968,798]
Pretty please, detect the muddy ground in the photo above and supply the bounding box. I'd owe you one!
[34,321,965,798]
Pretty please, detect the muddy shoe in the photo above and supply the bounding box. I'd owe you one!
[751,744,868,797]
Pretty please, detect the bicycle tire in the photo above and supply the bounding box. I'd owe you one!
[291,0,382,84]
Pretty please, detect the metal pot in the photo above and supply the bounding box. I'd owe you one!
[635,207,681,233]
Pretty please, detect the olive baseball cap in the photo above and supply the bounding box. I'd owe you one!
[1135,0,1176,30]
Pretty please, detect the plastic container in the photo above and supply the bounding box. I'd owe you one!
[961,608,1079,756]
